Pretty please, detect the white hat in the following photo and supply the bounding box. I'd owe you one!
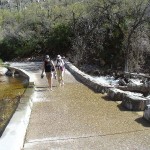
[57,55,61,59]
[45,55,50,59]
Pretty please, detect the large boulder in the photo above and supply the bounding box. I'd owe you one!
[121,95,150,111]
[5,69,13,76]
[143,104,150,121]
[0,67,7,76]
[107,88,127,101]
[107,88,150,111]
[118,82,150,97]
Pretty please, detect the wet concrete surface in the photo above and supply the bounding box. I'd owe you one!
[12,63,150,150]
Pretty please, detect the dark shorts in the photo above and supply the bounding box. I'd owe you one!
[45,72,52,78]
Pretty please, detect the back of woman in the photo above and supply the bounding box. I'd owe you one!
[56,58,64,71]
[55,55,65,86]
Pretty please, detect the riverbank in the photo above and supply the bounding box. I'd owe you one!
[0,74,26,137]
[0,64,35,150]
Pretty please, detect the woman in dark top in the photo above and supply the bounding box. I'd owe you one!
[41,55,55,91]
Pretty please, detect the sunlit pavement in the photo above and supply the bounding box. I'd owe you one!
[11,62,150,150]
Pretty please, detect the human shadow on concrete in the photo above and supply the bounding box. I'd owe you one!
[135,117,150,127]
[35,86,57,88]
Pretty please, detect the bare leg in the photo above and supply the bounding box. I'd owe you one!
[57,70,64,86]
[57,70,61,86]
[46,72,53,90]
[60,70,64,85]
[48,77,52,90]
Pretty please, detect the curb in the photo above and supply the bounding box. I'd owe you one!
[7,66,34,87]
[0,67,34,150]
[65,62,112,93]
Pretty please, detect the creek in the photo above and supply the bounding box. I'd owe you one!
[0,74,26,136]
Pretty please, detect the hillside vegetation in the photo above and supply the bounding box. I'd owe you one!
[0,0,150,73]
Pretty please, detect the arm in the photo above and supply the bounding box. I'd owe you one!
[62,59,65,69]
[51,60,56,71]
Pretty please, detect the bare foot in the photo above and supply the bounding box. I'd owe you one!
[48,88,53,91]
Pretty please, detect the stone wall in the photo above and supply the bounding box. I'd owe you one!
[121,95,150,111]
[65,62,112,93]
[144,104,150,121]
[7,66,34,87]
[107,88,150,111]
[65,61,150,120]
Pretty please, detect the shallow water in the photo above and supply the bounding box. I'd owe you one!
[0,75,26,135]
[0,75,26,99]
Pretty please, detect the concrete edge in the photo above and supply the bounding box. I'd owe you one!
[0,67,34,150]
[65,62,150,114]
[7,66,34,87]
[65,61,112,93]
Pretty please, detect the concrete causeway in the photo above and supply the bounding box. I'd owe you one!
[2,62,150,150]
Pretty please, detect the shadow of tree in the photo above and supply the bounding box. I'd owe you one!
[35,86,48,88]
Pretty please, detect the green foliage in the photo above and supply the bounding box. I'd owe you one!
[0,0,149,72]
[0,0,77,59]
[0,59,3,65]
[46,24,73,56]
